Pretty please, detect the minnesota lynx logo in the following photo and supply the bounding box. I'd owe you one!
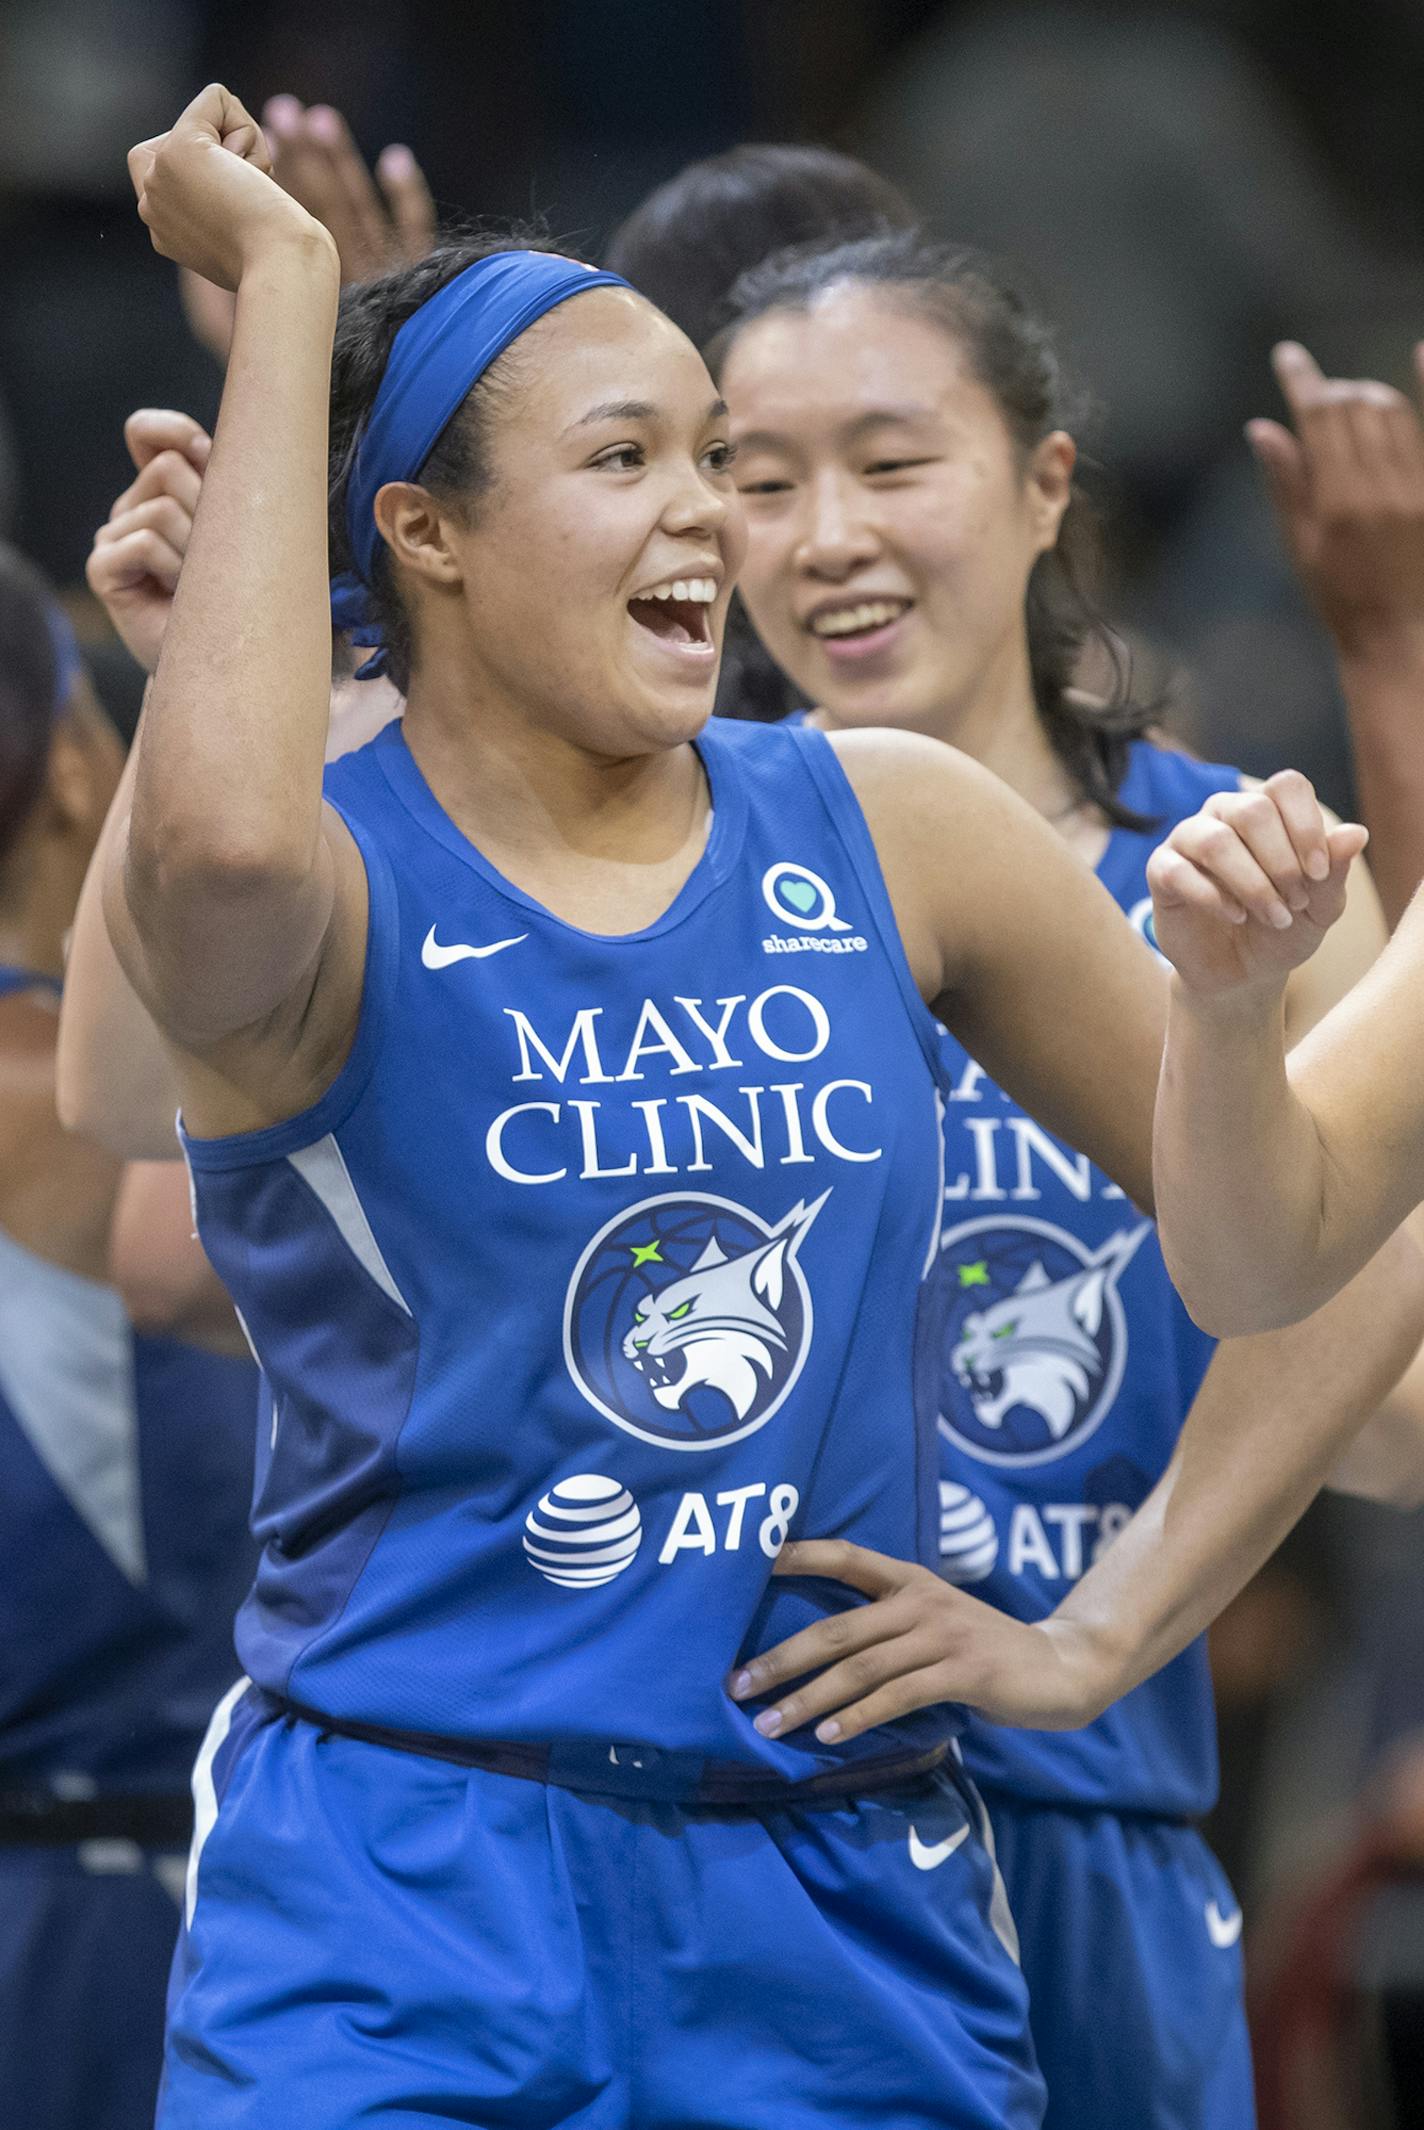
[564,1192,826,1450]
[937,1215,1151,1467]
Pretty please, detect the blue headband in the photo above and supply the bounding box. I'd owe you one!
[330,250,634,678]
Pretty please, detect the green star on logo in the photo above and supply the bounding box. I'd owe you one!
[629,1241,664,1268]
[957,1260,991,1289]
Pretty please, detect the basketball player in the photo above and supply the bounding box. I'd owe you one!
[99,79,1238,2126]
[698,227,1424,2129]
[0,546,256,2130]
[89,89,1421,2125]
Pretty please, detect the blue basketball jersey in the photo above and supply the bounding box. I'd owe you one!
[936,741,1240,1817]
[0,968,258,1795]
[181,717,952,1795]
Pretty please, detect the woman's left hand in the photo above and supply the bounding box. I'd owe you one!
[728,1539,1115,1743]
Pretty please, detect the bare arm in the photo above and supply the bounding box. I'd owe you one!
[59,710,182,1156]
[110,1162,248,1355]
[1150,780,1424,1331]
[835,728,1165,1213]
[1251,340,1424,930]
[725,1219,1424,1742]
[111,89,367,1133]
[58,411,211,1152]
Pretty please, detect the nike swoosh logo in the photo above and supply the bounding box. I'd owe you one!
[908,1823,970,1872]
[421,926,527,969]
[1205,1899,1243,1948]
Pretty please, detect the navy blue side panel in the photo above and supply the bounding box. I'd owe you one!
[191,1157,419,1699]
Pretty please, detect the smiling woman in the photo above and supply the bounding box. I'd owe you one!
[68,82,1245,2130]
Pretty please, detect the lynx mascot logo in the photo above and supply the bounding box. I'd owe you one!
[565,1192,826,1450]
[938,1215,1151,1467]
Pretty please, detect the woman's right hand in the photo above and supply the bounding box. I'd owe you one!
[87,410,210,674]
[1146,772,1366,999]
[129,83,334,290]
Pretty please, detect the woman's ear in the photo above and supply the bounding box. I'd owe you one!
[372,482,466,590]
[1027,430,1076,554]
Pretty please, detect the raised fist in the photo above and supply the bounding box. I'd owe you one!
[87,411,210,673]
[129,83,331,291]
[1146,771,1366,999]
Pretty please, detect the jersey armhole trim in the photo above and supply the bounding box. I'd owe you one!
[792,726,952,1095]
[181,800,399,1172]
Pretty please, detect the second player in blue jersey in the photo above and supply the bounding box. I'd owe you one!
[715,225,1423,2130]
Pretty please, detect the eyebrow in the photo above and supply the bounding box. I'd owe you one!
[569,396,729,433]
[736,406,937,451]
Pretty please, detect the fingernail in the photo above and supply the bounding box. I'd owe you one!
[816,1720,842,1743]
[1306,851,1329,879]
[1269,904,1294,930]
[308,106,340,140]
[1288,889,1310,911]
[729,1670,754,1700]
[381,145,415,177]
[754,1710,783,1738]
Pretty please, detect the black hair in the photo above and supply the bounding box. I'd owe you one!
[606,143,915,353]
[328,227,558,697]
[0,545,61,870]
[714,231,1160,827]
[609,147,918,729]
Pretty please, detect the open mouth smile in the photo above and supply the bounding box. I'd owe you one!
[628,575,718,659]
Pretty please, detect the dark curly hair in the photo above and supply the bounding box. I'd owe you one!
[713,231,1160,827]
[327,228,558,696]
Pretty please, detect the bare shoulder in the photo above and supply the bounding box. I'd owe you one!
[824,725,994,817]
[158,798,371,1137]
[824,727,1078,1003]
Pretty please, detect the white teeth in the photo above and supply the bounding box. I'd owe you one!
[810,600,908,638]
[639,576,717,604]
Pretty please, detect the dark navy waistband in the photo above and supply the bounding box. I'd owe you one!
[0,1791,193,1847]
[264,1692,949,1809]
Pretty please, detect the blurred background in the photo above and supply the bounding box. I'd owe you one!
[2,1,1422,2118]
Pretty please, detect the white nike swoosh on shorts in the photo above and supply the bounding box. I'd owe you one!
[908,1823,970,1871]
[1205,1898,1244,1948]
[421,926,528,968]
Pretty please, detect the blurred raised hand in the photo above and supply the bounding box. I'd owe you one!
[86,410,210,674]
[1249,341,1424,657]
[180,94,437,363]
[1250,340,1424,927]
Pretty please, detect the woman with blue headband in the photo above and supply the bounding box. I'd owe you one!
[108,85,1245,2128]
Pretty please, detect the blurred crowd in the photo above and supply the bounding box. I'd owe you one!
[4,3,1424,2124]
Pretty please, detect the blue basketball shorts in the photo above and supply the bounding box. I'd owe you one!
[983,1792,1255,2130]
[160,1688,1045,2128]
[0,1836,187,2130]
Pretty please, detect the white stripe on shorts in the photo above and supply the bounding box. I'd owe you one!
[185,1677,250,1927]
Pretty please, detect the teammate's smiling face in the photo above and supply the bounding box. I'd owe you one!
[386,287,745,755]
[718,282,1072,737]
